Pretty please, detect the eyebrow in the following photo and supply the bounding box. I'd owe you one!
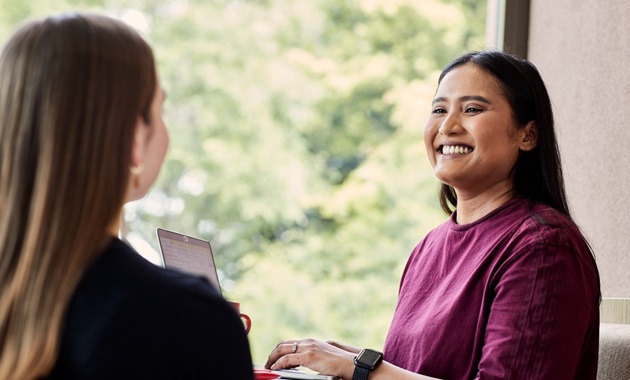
[432,95,492,105]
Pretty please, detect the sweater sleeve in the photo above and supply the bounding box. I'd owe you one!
[476,239,599,380]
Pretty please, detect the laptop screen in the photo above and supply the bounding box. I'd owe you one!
[156,228,222,294]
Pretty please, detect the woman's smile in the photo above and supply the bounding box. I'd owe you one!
[439,144,474,155]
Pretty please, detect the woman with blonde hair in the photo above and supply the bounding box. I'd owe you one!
[0,13,253,379]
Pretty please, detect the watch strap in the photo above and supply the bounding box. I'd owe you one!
[352,365,370,380]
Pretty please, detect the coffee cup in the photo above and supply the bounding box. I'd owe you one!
[228,301,252,334]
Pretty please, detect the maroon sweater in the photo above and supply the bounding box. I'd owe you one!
[384,197,600,379]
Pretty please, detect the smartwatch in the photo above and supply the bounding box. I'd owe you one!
[352,348,383,380]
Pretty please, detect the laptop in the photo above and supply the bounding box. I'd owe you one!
[156,228,222,294]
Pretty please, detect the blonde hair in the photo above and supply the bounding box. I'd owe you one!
[0,13,156,379]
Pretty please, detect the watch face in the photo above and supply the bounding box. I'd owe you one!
[357,349,383,368]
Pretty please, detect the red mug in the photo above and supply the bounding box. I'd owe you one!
[228,301,252,335]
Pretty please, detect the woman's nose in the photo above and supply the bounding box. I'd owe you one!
[438,113,462,136]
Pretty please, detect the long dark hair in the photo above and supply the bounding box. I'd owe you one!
[436,51,570,219]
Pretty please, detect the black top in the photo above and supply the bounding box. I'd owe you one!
[47,238,254,379]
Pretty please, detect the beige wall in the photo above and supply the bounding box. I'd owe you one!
[528,0,630,297]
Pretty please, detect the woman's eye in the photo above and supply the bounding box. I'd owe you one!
[432,108,446,114]
[464,107,482,114]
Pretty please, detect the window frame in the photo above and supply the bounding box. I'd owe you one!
[486,0,531,58]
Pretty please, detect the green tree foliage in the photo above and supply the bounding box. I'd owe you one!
[0,0,486,363]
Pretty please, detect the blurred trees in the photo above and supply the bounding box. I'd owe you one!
[0,0,486,363]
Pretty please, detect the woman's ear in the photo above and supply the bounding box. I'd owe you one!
[130,116,148,169]
[125,117,149,201]
[519,121,538,151]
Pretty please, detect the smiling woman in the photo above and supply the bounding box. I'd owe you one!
[264,51,601,380]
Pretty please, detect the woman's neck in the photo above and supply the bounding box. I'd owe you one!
[454,184,516,225]
[106,210,123,238]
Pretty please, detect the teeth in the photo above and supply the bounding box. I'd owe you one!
[442,145,471,155]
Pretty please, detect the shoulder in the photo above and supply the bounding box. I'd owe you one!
[55,238,253,378]
[512,200,588,249]
[83,238,217,301]
[499,200,598,284]
[77,237,232,320]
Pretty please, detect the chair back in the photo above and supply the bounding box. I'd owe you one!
[597,298,630,380]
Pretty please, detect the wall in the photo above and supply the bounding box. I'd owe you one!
[528,0,630,297]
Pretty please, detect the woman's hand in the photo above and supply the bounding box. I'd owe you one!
[265,338,356,380]
[266,339,442,380]
[325,340,361,354]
